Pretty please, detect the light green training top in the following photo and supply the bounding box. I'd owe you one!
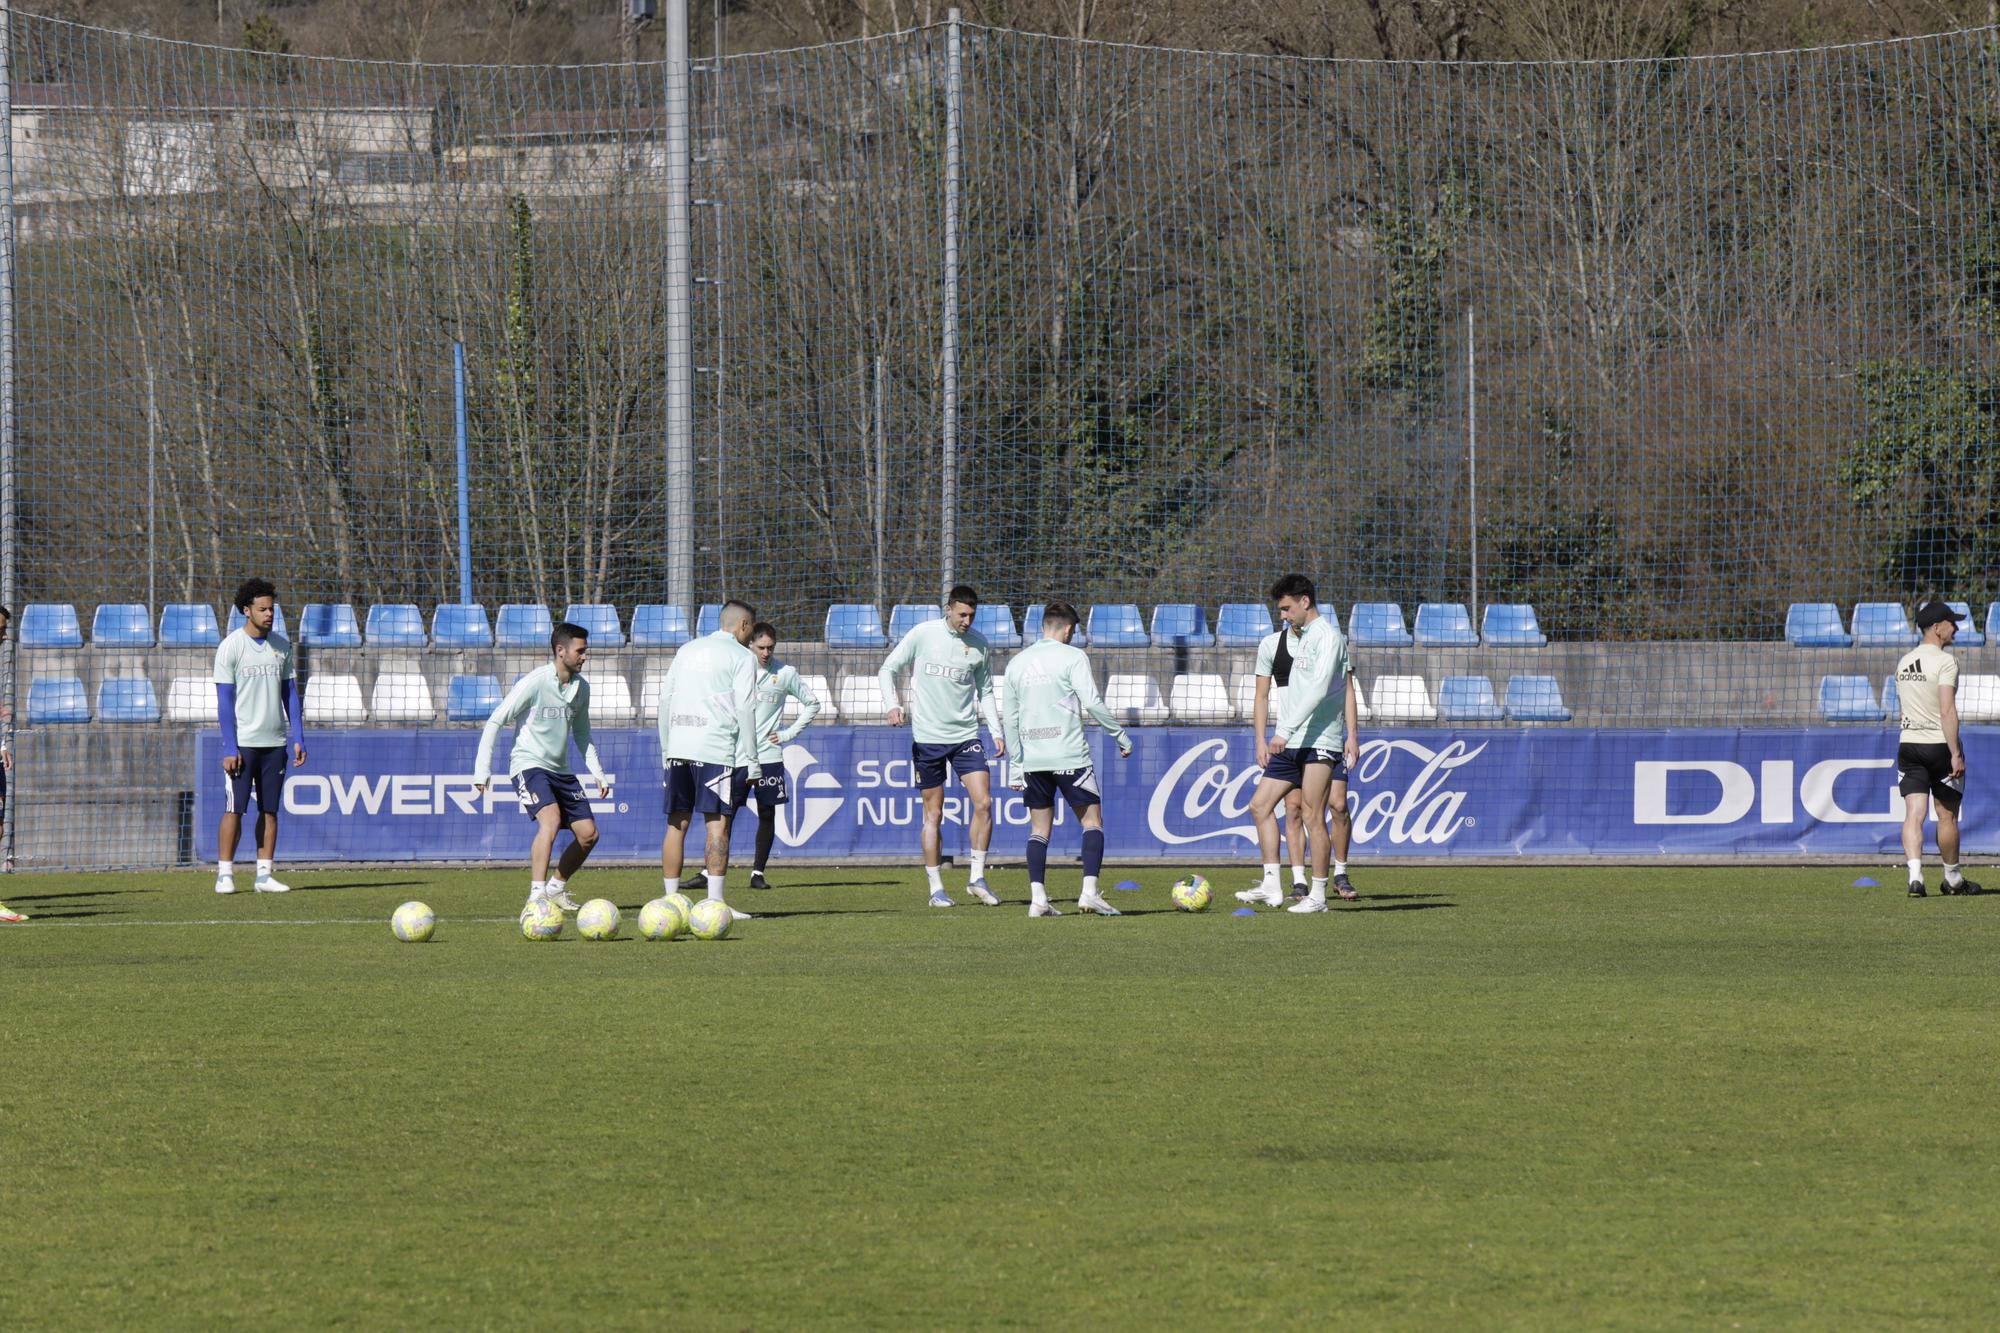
[1272,615,1353,752]
[473,663,606,786]
[657,629,762,774]
[213,627,296,748]
[877,619,1002,745]
[753,662,822,764]
[1002,638,1128,772]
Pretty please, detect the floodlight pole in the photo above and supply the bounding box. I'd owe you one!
[1467,305,1478,617]
[939,8,962,601]
[0,1,18,872]
[665,0,694,618]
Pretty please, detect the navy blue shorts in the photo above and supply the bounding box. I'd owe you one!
[913,739,989,790]
[1023,766,1100,813]
[225,745,287,817]
[514,768,594,829]
[1263,746,1347,788]
[744,768,789,811]
[664,759,745,816]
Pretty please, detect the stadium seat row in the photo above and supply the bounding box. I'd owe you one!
[14,600,1551,651]
[25,669,1574,726]
[1819,673,2000,723]
[1786,601,1990,648]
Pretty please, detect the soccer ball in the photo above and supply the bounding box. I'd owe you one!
[391,901,435,942]
[686,898,733,941]
[638,896,689,941]
[662,891,695,923]
[577,898,621,941]
[1170,875,1212,913]
[521,901,565,940]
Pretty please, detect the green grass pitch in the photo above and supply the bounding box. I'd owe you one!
[5,864,1998,1327]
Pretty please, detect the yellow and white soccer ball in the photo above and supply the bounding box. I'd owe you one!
[577,898,621,941]
[686,897,733,941]
[638,896,690,941]
[1170,875,1212,913]
[521,901,565,940]
[391,900,436,942]
[662,891,695,924]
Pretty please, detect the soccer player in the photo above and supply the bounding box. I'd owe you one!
[1251,614,1314,898]
[1236,574,1359,913]
[1897,599,1981,897]
[658,599,761,920]
[1002,601,1132,917]
[744,621,822,890]
[0,605,21,920]
[213,578,306,895]
[878,585,1006,907]
[472,621,611,921]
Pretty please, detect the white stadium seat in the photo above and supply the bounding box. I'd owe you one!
[166,675,212,723]
[786,674,838,724]
[836,675,894,723]
[1371,674,1436,722]
[1957,674,2000,723]
[1170,673,1234,723]
[589,671,635,722]
[305,674,368,723]
[639,662,672,720]
[1104,673,1169,724]
[370,659,436,721]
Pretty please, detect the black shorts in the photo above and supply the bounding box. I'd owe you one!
[514,768,594,829]
[1263,746,1347,789]
[664,759,744,817]
[745,769,789,811]
[913,740,989,791]
[1898,742,1964,812]
[225,745,287,817]
[1023,766,1101,814]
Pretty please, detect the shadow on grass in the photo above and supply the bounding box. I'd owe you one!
[292,880,435,891]
[18,907,127,920]
[1345,901,1455,913]
[4,888,157,902]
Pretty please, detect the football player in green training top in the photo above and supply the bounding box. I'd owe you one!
[744,621,823,889]
[657,599,762,921]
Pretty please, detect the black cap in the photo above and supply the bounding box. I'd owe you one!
[1915,600,1967,630]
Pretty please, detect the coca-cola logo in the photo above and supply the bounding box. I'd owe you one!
[1145,738,1485,847]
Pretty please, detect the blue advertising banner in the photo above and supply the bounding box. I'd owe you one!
[193,726,1993,862]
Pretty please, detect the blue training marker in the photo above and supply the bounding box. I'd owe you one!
[1851,876,1879,887]
[1231,906,1258,917]
[1113,879,1142,892]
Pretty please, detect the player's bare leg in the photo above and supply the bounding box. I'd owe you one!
[921,785,952,905]
[1288,765,1336,913]
[1935,803,1980,894]
[1283,788,1309,897]
[546,816,599,911]
[702,812,751,919]
[1328,780,1356,900]
[1239,775,1294,906]
[960,769,1000,904]
[522,804,565,917]
[662,811,690,885]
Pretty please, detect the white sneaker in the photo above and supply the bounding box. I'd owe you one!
[966,877,1000,906]
[1077,892,1122,917]
[728,907,754,922]
[1286,896,1329,913]
[1029,900,1063,917]
[928,890,955,908]
[214,875,238,895]
[1235,884,1284,906]
[548,888,581,912]
[252,874,291,894]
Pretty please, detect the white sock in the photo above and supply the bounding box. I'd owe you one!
[530,879,545,898]
[1291,865,1307,886]
[1908,858,1923,882]
[546,875,565,894]
[970,849,988,881]
[1333,860,1348,877]
[1030,881,1048,906]
[926,865,944,893]
[1082,875,1099,898]
[1945,862,1964,886]
[256,859,274,878]
[1310,876,1328,903]
[1261,863,1279,890]
[217,860,233,877]
[663,876,680,895]
[706,874,726,901]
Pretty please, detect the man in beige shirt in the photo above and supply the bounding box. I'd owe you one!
[1895,599,1980,897]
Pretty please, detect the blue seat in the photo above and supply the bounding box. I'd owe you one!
[888,604,942,642]
[227,604,288,637]
[1819,675,1882,722]
[1504,674,1572,722]
[1149,603,1214,647]
[27,676,89,723]
[563,604,625,647]
[1086,604,1148,648]
[431,604,493,648]
[1413,603,1478,647]
[825,604,888,649]
[696,603,724,638]
[365,604,427,648]
[496,604,554,649]
[1783,602,1849,647]
[20,603,83,648]
[97,677,160,723]
[1988,602,2000,648]
[1851,602,1917,648]
[972,603,1021,648]
[160,603,222,647]
[1349,602,1413,648]
[1882,674,1901,721]
[299,603,363,648]
[90,604,154,647]
[1438,675,1503,721]
[630,605,692,649]
[1481,603,1547,646]
[446,674,504,722]
[1022,603,1086,647]
[1947,601,1983,647]
[1216,602,1275,647]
